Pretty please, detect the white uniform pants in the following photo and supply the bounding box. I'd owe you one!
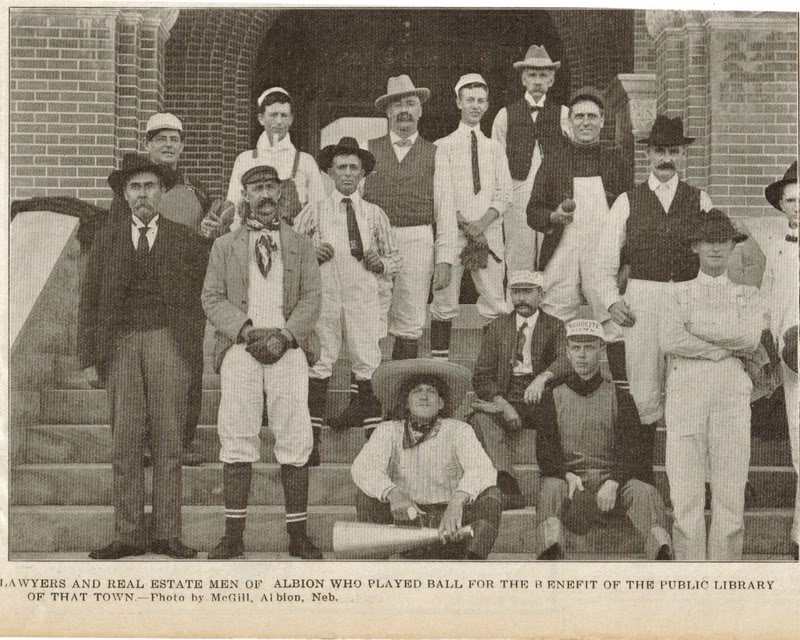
[665,358,752,560]
[379,225,434,340]
[540,176,623,344]
[311,253,382,381]
[783,362,799,544]
[622,279,672,425]
[430,225,509,322]
[504,147,541,273]
[217,345,312,466]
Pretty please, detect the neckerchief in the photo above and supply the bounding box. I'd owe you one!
[564,372,604,397]
[402,418,441,450]
[245,215,280,278]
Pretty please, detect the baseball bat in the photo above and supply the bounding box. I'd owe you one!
[332,521,474,559]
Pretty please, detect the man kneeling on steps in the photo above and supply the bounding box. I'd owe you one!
[535,319,672,561]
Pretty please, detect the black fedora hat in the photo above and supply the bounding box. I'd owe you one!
[108,153,169,195]
[765,161,797,211]
[637,115,695,146]
[686,208,748,245]
[318,136,376,175]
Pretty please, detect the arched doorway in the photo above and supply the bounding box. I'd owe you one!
[252,9,571,152]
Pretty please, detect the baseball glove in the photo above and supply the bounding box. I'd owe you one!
[246,328,291,365]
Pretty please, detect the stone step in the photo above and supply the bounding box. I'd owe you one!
[9,505,795,555]
[25,424,794,467]
[11,463,797,509]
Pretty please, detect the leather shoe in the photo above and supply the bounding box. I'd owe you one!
[207,536,244,560]
[150,538,197,559]
[89,540,145,560]
[656,544,673,561]
[537,543,564,560]
[288,533,323,560]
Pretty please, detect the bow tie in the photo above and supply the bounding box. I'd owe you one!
[529,105,542,113]
[394,138,413,148]
[787,234,798,243]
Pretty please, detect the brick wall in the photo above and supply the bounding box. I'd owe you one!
[634,10,656,74]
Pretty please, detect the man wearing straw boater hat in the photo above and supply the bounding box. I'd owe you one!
[350,359,502,559]
[492,44,570,273]
[534,319,672,561]
[294,137,401,462]
[660,209,762,560]
[226,87,326,225]
[596,115,714,481]
[429,73,513,361]
[363,75,458,361]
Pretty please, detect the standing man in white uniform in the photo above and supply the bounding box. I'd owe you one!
[596,116,713,479]
[363,75,458,361]
[294,137,401,460]
[226,87,325,225]
[429,74,512,360]
[660,210,762,561]
[202,165,323,560]
[492,45,570,273]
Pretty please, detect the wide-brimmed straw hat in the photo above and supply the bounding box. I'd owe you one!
[317,136,376,175]
[765,161,797,211]
[513,45,561,70]
[372,358,471,416]
[374,75,431,112]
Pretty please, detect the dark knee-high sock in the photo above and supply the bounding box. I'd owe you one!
[281,464,309,537]
[223,462,252,540]
[606,341,629,392]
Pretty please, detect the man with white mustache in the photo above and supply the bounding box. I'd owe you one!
[596,115,714,481]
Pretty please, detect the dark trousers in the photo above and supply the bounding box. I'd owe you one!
[108,327,189,546]
[183,315,206,448]
[355,487,503,559]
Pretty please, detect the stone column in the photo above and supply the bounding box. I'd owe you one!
[605,73,657,184]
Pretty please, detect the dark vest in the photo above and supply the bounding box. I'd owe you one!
[120,231,168,331]
[627,180,702,282]
[363,135,437,227]
[505,97,563,181]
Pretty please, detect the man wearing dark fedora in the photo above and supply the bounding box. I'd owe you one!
[202,164,323,560]
[751,161,798,558]
[294,137,400,457]
[363,75,458,361]
[78,153,204,559]
[660,209,762,560]
[350,359,502,559]
[534,319,672,561]
[528,86,631,388]
[492,44,570,274]
[596,115,714,479]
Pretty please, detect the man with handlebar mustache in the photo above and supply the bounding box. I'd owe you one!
[595,115,714,481]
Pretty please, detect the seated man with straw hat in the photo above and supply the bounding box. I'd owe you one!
[350,359,502,559]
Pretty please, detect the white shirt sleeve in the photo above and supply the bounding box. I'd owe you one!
[452,422,497,502]
[433,146,458,265]
[299,152,326,207]
[489,142,513,217]
[595,192,631,310]
[491,108,508,149]
[226,152,246,204]
[350,423,397,501]
[700,190,713,212]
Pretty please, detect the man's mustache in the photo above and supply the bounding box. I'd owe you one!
[257,196,278,207]
[133,200,154,210]
[396,112,415,122]
[514,303,534,312]
[657,161,675,170]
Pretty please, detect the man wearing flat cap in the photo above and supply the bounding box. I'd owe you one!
[660,209,762,560]
[492,44,570,274]
[748,161,799,559]
[429,73,512,361]
[202,164,323,560]
[79,154,205,559]
[470,270,571,509]
[528,87,631,389]
[596,115,714,479]
[140,112,235,466]
[363,75,458,361]
[351,359,502,559]
[534,319,672,561]
[294,137,401,459]
[226,87,325,225]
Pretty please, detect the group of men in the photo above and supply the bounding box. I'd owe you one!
[77,41,798,562]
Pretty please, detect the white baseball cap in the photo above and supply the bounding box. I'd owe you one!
[508,270,544,289]
[257,86,291,108]
[454,73,488,96]
[145,112,183,134]
[566,319,605,342]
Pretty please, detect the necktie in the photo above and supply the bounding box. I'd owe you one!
[395,138,413,148]
[470,130,481,195]
[529,105,542,113]
[515,322,527,363]
[255,233,277,278]
[342,197,364,260]
[136,225,150,259]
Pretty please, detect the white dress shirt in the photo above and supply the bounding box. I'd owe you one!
[513,310,540,375]
[131,214,159,250]
[389,130,419,162]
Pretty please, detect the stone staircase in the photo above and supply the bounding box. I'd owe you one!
[9,276,798,559]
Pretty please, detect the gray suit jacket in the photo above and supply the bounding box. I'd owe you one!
[201,222,321,372]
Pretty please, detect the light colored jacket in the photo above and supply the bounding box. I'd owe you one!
[202,222,321,371]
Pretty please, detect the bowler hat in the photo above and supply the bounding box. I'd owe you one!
[317,137,376,175]
[765,161,797,211]
[513,45,561,70]
[637,115,695,146]
[686,208,748,244]
[107,153,169,195]
[372,359,471,419]
[374,75,431,112]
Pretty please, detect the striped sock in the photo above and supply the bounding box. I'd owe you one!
[222,462,252,540]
